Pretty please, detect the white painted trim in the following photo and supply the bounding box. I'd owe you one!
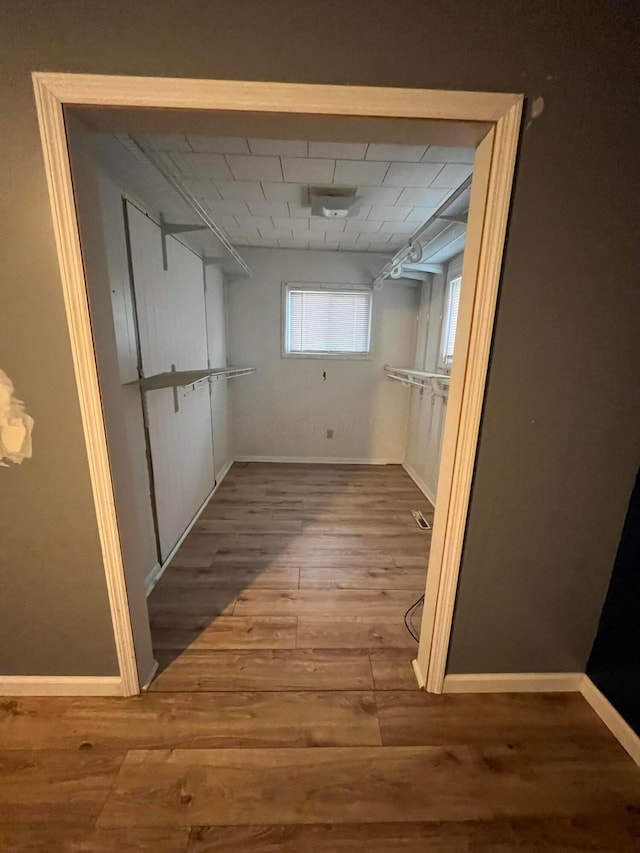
[144,562,163,597]
[31,72,522,699]
[443,673,584,693]
[402,463,437,507]
[581,676,640,767]
[417,99,523,694]
[0,676,123,697]
[32,76,139,697]
[235,456,402,465]
[145,459,234,596]
[412,658,427,689]
[32,74,521,121]
[140,659,159,691]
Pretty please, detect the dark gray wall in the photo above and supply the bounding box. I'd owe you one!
[0,1,638,676]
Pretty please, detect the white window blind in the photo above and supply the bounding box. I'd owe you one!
[286,288,372,355]
[442,276,462,365]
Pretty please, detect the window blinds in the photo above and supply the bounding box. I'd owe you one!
[442,276,461,363]
[287,289,372,354]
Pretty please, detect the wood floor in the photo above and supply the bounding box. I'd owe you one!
[1,463,639,851]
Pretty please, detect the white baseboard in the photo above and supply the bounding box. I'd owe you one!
[234,456,402,465]
[140,658,159,691]
[580,676,640,767]
[443,672,584,693]
[0,676,123,697]
[412,657,427,689]
[402,462,436,507]
[145,459,234,597]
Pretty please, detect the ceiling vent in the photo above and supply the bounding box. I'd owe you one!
[310,186,362,219]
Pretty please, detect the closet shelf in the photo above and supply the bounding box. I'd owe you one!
[133,366,257,392]
[384,365,450,395]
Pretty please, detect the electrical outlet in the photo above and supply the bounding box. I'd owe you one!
[326,429,334,439]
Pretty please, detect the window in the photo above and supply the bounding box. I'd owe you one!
[284,285,372,357]
[441,275,461,366]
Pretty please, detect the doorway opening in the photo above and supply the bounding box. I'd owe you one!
[34,76,522,695]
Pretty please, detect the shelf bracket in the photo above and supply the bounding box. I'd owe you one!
[170,364,179,413]
[160,213,207,271]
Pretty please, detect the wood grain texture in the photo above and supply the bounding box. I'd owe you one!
[3,466,638,848]
[97,746,490,827]
[150,650,374,692]
[0,692,379,750]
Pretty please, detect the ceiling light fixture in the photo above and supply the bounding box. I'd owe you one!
[309,186,362,219]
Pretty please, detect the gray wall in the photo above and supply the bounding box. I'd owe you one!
[0,1,638,676]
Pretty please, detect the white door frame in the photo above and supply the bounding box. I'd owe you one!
[32,73,522,696]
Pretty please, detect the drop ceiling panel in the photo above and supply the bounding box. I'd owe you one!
[365,143,427,162]
[281,157,335,184]
[125,132,475,261]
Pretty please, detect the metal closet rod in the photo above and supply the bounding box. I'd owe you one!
[375,176,472,285]
[120,135,252,278]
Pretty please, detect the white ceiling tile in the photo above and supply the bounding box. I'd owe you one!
[213,180,265,201]
[234,215,273,231]
[334,160,389,186]
[423,146,475,164]
[308,218,346,233]
[430,163,474,188]
[204,213,237,231]
[262,182,306,203]
[356,186,402,206]
[308,141,368,159]
[348,204,371,220]
[202,199,249,217]
[378,221,417,235]
[140,134,192,152]
[288,203,313,217]
[365,144,427,162]
[169,152,233,180]
[258,226,294,240]
[339,242,367,252]
[344,219,381,233]
[405,206,438,222]
[247,201,290,218]
[396,187,450,207]
[226,227,261,242]
[282,157,335,184]
[226,155,283,182]
[367,205,413,222]
[249,139,307,157]
[178,177,220,198]
[187,136,250,154]
[382,162,443,187]
[278,237,310,249]
[273,217,309,231]
[322,240,341,251]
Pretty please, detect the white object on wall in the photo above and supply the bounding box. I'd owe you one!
[0,370,34,466]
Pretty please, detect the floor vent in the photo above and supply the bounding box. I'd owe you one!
[411,510,431,530]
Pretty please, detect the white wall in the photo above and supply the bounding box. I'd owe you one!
[404,254,462,505]
[227,248,418,463]
[126,203,215,561]
[205,264,233,477]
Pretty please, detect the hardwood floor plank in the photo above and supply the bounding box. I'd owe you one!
[472,741,640,818]
[0,826,191,853]
[0,692,379,750]
[152,616,298,651]
[97,746,491,827]
[299,565,425,590]
[186,815,640,852]
[156,565,300,589]
[150,650,374,692]
[369,649,419,690]
[234,589,419,617]
[376,691,620,747]
[296,617,415,649]
[0,750,124,825]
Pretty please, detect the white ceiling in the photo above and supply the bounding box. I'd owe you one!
[133,134,474,254]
